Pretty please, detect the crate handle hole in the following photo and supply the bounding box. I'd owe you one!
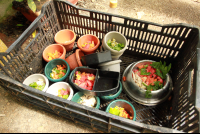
[147,24,162,32]
[79,10,90,17]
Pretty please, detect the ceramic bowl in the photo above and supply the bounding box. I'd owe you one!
[98,59,122,73]
[54,29,76,52]
[43,44,66,62]
[100,81,122,101]
[71,91,100,109]
[46,82,74,101]
[102,31,127,56]
[44,58,70,82]
[23,73,49,92]
[77,34,100,55]
[106,99,136,121]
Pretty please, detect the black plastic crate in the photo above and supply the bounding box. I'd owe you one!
[0,0,200,133]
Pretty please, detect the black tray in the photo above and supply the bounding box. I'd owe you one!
[0,0,199,133]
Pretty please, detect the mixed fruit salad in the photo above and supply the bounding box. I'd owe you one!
[132,61,171,98]
[81,41,95,49]
[74,71,95,90]
[47,50,62,60]
[109,106,133,120]
[50,64,67,79]
[107,38,125,51]
[58,88,70,99]
[29,78,45,91]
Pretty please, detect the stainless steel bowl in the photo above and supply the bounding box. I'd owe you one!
[122,60,173,106]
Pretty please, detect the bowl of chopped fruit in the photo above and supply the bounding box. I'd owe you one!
[44,58,70,82]
[123,60,172,106]
[106,99,136,121]
[77,34,100,55]
[43,44,66,62]
[46,82,74,101]
[23,73,49,92]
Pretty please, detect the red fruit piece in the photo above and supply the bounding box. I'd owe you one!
[84,44,90,49]
[79,82,87,89]
[86,86,93,90]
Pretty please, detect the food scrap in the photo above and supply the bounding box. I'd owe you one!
[58,88,69,99]
[50,64,67,79]
[47,50,62,60]
[81,41,95,49]
[132,61,171,98]
[107,38,125,51]
[29,78,45,91]
[109,106,133,120]
[79,94,97,108]
[74,71,95,90]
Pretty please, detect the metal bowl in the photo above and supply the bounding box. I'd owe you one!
[122,60,173,106]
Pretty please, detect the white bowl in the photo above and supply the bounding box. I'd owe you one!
[46,82,74,101]
[102,31,127,56]
[23,74,49,92]
[98,60,122,72]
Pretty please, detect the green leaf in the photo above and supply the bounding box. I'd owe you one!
[16,24,23,26]
[140,68,151,75]
[155,69,163,79]
[28,0,36,12]
[55,69,60,74]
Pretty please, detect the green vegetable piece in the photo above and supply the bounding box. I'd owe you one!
[62,69,67,73]
[140,68,151,75]
[109,107,120,116]
[144,64,148,68]
[29,82,37,88]
[37,84,45,91]
[58,74,63,78]
[63,94,69,99]
[50,73,54,78]
[55,69,60,74]
[58,95,62,98]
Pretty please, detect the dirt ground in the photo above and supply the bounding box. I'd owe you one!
[0,0,200,133]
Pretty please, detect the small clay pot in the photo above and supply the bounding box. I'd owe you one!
[54,29,76,52]
[65,49,84,71]
[77,34,100,55]
[43,44,66,62]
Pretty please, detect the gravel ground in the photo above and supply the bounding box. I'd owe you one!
[0,0,200,133]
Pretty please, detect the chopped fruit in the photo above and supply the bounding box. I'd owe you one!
[74,71,96,90]
[47,50,62,60]
[81,41,96,49]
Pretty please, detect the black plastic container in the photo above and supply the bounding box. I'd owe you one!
[69,67,119,96]
[81,50,112,67]
[93,70,119,96]
[0,0,199,133]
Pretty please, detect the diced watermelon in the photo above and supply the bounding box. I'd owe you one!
[86,80,94,87]
[79,82,87,89]
[63,90,69,95]
[80,75,87,82]
[75,80,81,85]
[158,79,163,83]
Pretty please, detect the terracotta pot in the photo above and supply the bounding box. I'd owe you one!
[12,1,40,22]
[42,44,66,62]
[77,34,100,55]
[54,29,76,52]
[65,49,84,71]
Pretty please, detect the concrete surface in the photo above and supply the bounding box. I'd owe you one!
[0,0,200,133]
